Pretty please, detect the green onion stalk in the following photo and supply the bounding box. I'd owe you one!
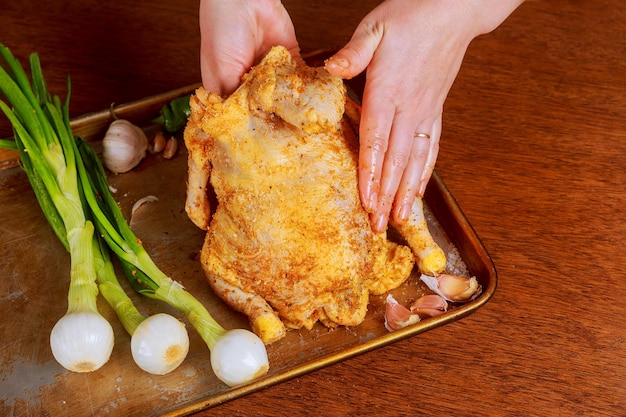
[0,44,113,372]
[76,138,269,386]
[0,45,190,376]
[92,230,190,375]
[0,44,268,385]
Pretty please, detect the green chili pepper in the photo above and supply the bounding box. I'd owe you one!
[153,94,191,133]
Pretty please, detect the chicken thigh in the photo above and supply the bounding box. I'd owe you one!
[184,46,446,343]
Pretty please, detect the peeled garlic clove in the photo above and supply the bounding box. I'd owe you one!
[102,119,149,173]
[410,294,448,318]
[420,273,482,302]
[384,294,420,331]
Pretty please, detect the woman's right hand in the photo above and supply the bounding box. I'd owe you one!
[199,0,300,95]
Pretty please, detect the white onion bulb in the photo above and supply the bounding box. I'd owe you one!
[50,311,115,373]
[210,329,269,387]
[102,119,149,173]
[131,313,189,375]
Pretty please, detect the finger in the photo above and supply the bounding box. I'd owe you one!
[199,21,254,95]
[257,3,300,61]
[200,49,249,95]
[392,129,432,224]
[418,114,442,196]
[357,78,395,215]
[370,110,417,232]
[325,19,382,79]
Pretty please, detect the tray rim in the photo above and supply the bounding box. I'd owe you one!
[161,170,498,416]
[0,84,497,417]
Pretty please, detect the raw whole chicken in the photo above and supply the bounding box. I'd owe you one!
[184,46,446,343]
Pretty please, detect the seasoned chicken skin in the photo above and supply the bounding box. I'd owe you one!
[184,46,445,343]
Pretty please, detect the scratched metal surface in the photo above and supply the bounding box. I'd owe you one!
[0,90,495,417]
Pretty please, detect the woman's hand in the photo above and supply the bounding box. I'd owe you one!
[326,0,523,232]
[199,0,300,95]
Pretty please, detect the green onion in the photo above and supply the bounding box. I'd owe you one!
[0,44,113,372]
[0,45,190,375]
[76,137,269,386]
[0,44,268,385]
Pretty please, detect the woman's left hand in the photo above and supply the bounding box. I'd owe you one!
[326,0,523,232]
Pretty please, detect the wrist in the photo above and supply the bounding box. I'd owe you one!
[464,0,525,35]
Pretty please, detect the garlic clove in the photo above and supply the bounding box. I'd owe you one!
[420,273,482,302]
[163,136,178,159]
[410,294,448,318]
[384,294,420,331]
[151,131,167,153]
[102,119,149,173]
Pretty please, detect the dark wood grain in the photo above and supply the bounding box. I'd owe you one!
[1,0,625,415]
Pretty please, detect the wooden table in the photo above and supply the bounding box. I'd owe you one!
[1,1,625,415]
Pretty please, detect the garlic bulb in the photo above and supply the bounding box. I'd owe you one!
[102,119,149,173]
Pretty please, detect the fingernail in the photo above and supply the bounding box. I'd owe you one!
[326,57,349,70]
[368,192,378,213]
[398,203,411,222]
[373,213,388,233]
[362,190,377,213]
[418,180,427,197]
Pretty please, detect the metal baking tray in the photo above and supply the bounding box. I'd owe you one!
[0,81,496,416]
